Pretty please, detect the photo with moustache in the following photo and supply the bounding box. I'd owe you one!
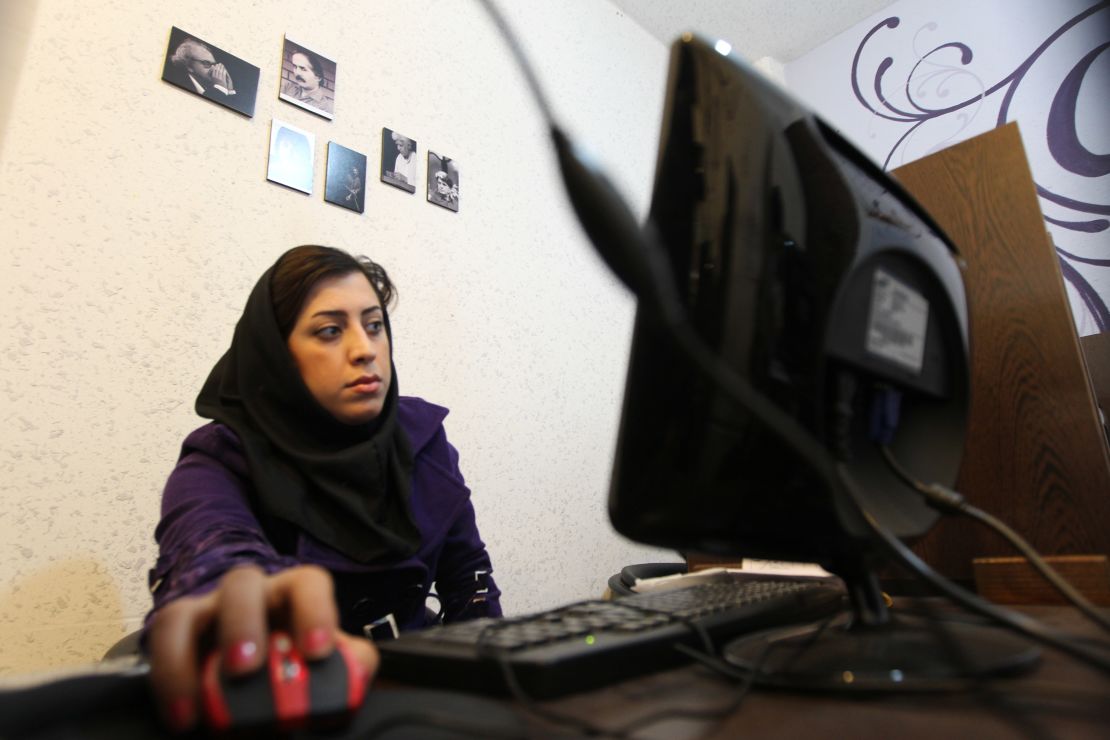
[278,36,337,119]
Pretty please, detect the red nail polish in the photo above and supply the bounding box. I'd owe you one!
[166,696,195,732]
[224,639,259,672]
[303,627,332,656]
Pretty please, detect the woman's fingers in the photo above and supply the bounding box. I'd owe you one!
[215,566,269,677]
[273,565,339,661]
[148,565,380,733]
[271,566,379,685]
[336,631,381,681]
[148,591,217,732]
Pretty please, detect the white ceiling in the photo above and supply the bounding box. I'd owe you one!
[608,0,899,62]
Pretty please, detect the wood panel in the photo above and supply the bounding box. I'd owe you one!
[890,123,1110,584]
[973,555,1110,606]
[1079,331,1110,419]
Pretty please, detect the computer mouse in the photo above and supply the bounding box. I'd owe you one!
[200,630,367,733]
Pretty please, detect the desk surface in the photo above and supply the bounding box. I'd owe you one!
[2,604,1107,739]
[516,603,1110,740]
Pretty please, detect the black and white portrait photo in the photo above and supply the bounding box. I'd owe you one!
[161,27,260,117]
[325,142,367,213]
[427,151,460,212]
[380,128,418,193]
[278,37,337,119]
[266,119,315,194]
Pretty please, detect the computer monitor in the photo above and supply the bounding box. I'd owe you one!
[604,35,1037,689]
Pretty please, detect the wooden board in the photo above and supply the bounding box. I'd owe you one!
[890,123,1110,584]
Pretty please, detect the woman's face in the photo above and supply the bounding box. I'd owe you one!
[286,271,392,425]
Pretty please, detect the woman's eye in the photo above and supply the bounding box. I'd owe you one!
[366,320,383,334]
[316,326,341,339]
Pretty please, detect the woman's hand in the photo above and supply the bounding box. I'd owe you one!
[147,564,379,732]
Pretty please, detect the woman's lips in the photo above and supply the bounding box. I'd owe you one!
[347,376,381,394]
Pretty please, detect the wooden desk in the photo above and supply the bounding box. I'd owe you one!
[515,603,1110,739]
[1,604,1105,739]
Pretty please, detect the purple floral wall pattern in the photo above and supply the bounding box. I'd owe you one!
[845,1,1109,332]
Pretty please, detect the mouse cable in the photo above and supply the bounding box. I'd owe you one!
[610,640,769,738]
[476,599,766,739]
[472,608,627,738]
[880,445,1110,637]
[476,600,722,739]
[490,628,767,740]
[492,654,625,739]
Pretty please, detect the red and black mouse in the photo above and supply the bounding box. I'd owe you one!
[201,631,367,733]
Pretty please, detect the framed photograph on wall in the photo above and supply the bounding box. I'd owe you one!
[427,151,459,212]
[266,118,315,194]
[325,142,367,213]
[380,128,418,193]
[278,37,337,119]
[161,26,260,117]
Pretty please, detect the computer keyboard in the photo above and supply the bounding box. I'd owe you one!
[377,575,845,699]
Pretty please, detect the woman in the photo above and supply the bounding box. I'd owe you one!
[145,245,501,731]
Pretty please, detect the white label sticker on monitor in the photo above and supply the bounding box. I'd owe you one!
[865,269,928,374]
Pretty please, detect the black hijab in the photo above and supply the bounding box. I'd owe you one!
[195,257,421,563]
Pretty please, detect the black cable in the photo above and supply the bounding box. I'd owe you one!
[839,464,1110,674]
[610,641,769,737]
[473,595,776,738]
[880,445,1110,636]
[611,599,717,656]
[960,503,1110,635]
[474,0,557,125]
[475,3,840,490]
[474,603,632,738]
[493,656,619,738]
[475,0,1110,694]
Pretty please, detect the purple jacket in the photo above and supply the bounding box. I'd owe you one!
[147,396,501,635]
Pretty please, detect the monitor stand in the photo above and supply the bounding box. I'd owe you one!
[722,556,1041,691]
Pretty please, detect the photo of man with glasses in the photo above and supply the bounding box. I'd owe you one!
[161,27,259,117]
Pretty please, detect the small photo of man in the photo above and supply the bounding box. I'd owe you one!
[325,142,367,214]
[427,151,460,213]
[380,128,418,193]
[267,119,315,194]
[278,37,337,119]
[161,26,260,117]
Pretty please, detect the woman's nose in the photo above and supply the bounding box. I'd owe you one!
[349,332,375,363]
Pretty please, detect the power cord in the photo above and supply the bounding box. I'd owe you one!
[880,445,1110,636]
[842,457,1110,674]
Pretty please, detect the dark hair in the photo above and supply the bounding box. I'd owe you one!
[291,48,326,84]
[271,245,396,338]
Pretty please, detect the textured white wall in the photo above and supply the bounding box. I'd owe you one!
[0,0,675,675]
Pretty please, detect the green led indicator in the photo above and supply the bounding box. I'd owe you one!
[585,635,596,646]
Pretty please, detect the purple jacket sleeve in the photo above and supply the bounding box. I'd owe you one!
[147,426,298,619]
[425,434,503,623]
